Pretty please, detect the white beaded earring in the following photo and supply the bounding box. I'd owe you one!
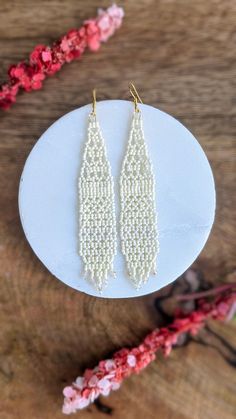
[78,90,117,292]
[120,83,159,289]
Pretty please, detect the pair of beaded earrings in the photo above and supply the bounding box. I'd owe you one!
[78,83,159,292]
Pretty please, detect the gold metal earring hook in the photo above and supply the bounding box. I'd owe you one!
[129,82,143,112]
[92,88,96,116]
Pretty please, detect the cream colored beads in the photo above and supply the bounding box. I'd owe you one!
[78,113,117,292]
[120,111,159,289]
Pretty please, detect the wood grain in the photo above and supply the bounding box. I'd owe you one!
[0,1,235,418]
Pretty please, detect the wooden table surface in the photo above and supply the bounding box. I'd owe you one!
[0,1,235,418]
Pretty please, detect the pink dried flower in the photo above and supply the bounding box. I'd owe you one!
[63,387,77,399]
[97,3,124,42]
[84,19,101,51]
[0,82,19,109]
[62,286,236,414]
[0,4,124,110]
[127,354,136,367]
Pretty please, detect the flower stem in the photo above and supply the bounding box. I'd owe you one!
[175,283,236,301]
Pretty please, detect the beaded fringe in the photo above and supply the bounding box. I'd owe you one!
[78,113,117,292]
[120,111,159,288]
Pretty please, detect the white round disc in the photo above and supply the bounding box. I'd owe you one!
[19,100,216,298]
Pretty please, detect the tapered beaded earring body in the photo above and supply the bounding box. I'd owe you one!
[120,83,159,289]
[78,90,117,292]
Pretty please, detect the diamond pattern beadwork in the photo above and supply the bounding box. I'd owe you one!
[120,111,159,289]
[78,113,117,292]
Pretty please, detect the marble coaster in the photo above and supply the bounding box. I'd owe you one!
[18,100,216,298]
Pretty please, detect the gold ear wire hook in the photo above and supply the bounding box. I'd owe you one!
[92,88,96,116]
[129,82,143,112]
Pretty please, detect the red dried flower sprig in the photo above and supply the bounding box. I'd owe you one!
[62,283,236,414]
[0,4,124,110]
